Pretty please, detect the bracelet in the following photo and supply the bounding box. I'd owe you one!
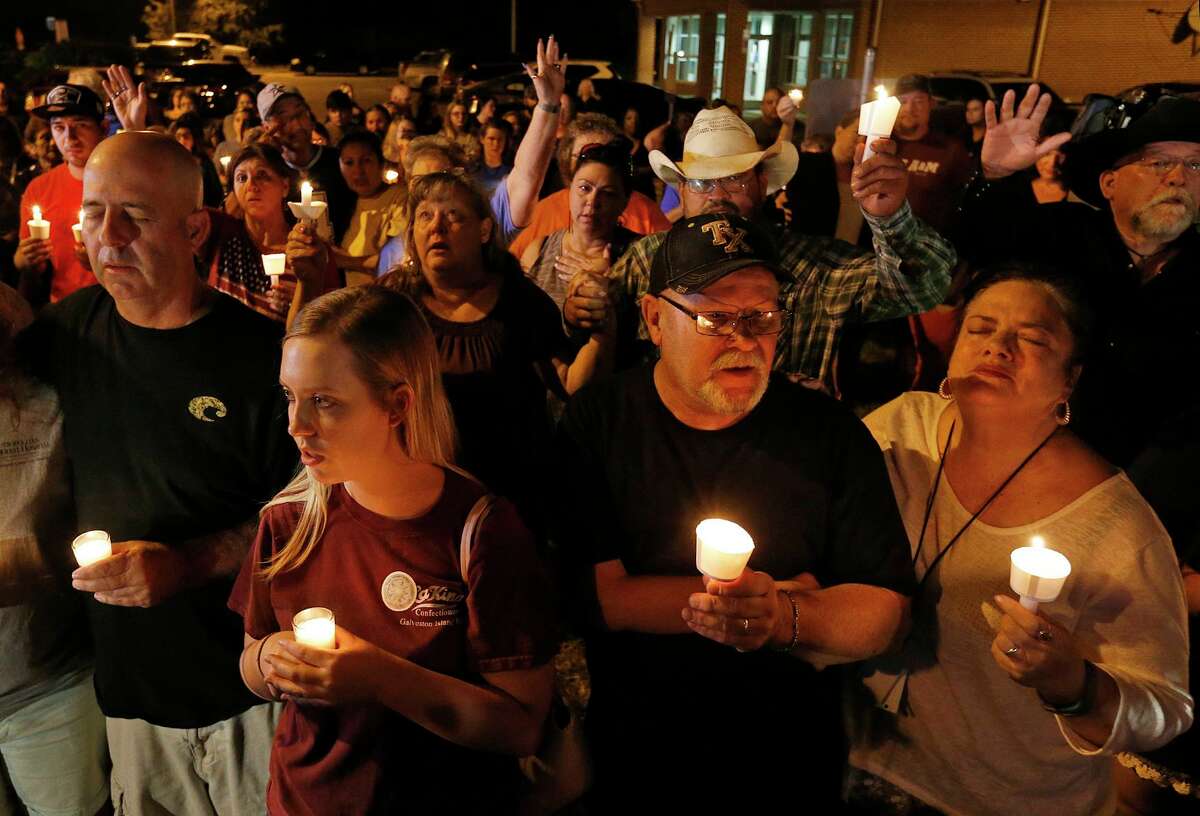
[1039,660,1095,717]
[255,632,276,678]
[770,590,800,653]
[538,101,561,114]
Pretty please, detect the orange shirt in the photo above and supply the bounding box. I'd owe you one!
[508,189,670,259]
[19,164,96,302]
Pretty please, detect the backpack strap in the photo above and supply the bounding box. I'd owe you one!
[459,493,496,584]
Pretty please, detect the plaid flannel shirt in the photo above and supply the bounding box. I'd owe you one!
[608,201,956,390]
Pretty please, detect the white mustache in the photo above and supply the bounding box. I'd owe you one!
[1145,189,1197,210]
[96,248,139,268]
[710,350,765,372]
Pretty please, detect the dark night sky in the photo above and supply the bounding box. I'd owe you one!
[0,0,640,73]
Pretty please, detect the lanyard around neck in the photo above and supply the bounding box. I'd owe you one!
[912,418,1059,590]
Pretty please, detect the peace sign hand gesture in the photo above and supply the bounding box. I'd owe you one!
[102,64,150,131]
[980,84,1071,180]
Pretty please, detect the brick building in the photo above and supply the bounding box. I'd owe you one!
[633,0,1200,111]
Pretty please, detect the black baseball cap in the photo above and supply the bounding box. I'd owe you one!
[33,84,105,122]
[894,74,932,96]
[649,214,785,295]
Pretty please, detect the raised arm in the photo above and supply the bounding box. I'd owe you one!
[505,36,567,228]
[102,64,150,132]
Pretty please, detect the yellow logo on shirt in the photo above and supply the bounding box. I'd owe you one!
[187,396,228,422]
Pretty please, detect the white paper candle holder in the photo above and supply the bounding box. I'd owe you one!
[1010,543,1071,612]
[696,519,755,581]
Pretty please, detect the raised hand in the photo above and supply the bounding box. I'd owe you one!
[102,64,149,131]
[526,36,567,107]
[980,84,1071,180]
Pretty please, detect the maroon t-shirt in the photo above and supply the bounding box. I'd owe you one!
[229,470,557,815]
[895,131,974,234]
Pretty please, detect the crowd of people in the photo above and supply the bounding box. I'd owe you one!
[0,31,1197,816]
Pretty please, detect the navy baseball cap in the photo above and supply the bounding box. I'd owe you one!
[649,213,785,295]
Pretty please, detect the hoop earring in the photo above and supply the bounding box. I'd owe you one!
[938,377,952,400]
[1056,401,1071,426]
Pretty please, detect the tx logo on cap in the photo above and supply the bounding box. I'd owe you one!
[700,218,749,255]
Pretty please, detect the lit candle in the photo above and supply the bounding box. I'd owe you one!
[788,88,803,104]
[289,182,327,225]
[261,253,286,287]
[385,168,399,184]
[28,205,50,240]
[858,85,901,162]
[72,209,84,244]
[293,607,336,649]
[72,530,112,567]
[219,155,231,172]
[1009,536,1072,612]
[695,518,755,581]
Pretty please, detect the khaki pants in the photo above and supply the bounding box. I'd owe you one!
[107,703,280,816]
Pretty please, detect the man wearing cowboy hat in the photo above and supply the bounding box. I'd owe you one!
[960,86,1200,471]
[565,104,956,392]
[13,84,106,305]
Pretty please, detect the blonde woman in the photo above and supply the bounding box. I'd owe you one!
[230,286,556,814]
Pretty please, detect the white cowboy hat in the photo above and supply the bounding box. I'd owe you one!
[649,106,799,195]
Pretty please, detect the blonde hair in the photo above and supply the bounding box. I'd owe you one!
[260,286,458,579]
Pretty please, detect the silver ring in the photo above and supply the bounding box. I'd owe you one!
[114,87,129,97]
[742,617,750,632]
[1036,627,1053,642]
[1004,646,1021,657]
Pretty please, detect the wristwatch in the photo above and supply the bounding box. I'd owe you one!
[1039,660,1096,717]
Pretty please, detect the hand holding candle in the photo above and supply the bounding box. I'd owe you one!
[696,518,754,581]
[859,85,901,162]
[293,607,336,649]
[1010,535,1072,612]
[72,209,84,244]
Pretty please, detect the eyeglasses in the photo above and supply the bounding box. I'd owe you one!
[659,296,788,336]
[1122,156,1200,176]
[683,171,756,195]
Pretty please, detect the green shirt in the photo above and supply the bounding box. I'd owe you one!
[607,202,956,390]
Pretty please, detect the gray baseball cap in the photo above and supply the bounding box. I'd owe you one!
[257,83,305,121]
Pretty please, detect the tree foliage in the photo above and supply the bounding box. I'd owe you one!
[187,0,282,49]
[142,0,175,41]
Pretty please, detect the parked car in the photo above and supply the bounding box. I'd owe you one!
[137,39,215,67]
[169,33,249,65]
[290,48,388,76]
[924,71,1073,137]
[146,61,261,118]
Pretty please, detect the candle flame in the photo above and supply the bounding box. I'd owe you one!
[78,209,84,225]
[301,181,313,195]
[385,169,399,183]
[874,84,889,101]
[220,155,231,166]
[1030,535,1046,549]
[31,205,41,221]
[788,88,803,103]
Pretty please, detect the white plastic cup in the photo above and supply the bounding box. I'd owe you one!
[72,530,112,567]
[28,220,50,240]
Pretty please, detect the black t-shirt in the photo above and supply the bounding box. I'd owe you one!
[400,267,571,531]
[20,285,298,727]
[555,365,914,808]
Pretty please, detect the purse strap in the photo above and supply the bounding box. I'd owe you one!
[458,493,496,583]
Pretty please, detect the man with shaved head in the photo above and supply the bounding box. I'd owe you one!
[19,131,296,814]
